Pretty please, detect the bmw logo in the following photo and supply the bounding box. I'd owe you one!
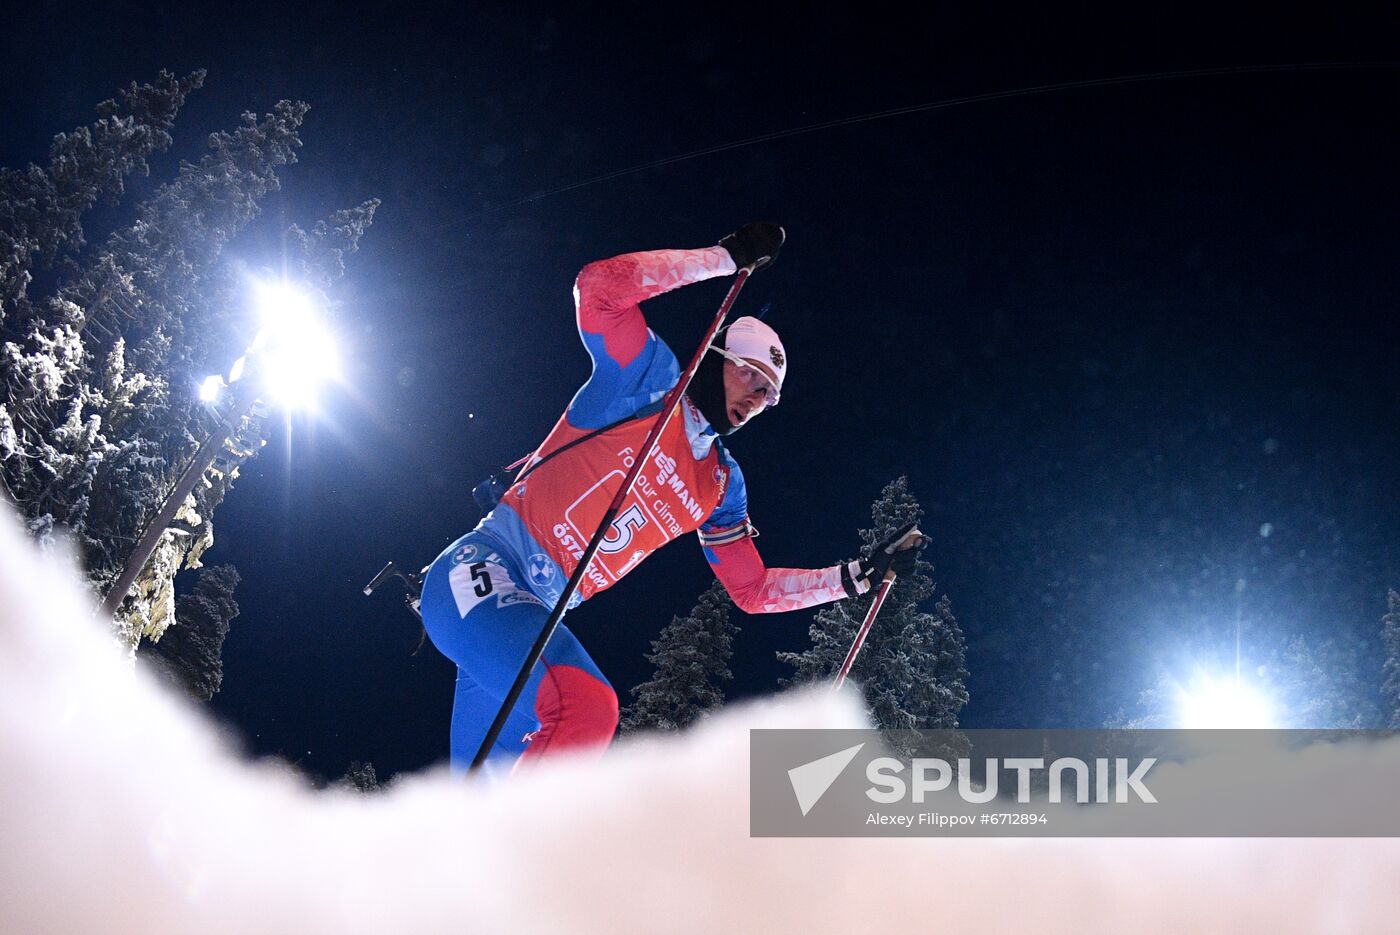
[452,543,480,565]
[527,553,555,586]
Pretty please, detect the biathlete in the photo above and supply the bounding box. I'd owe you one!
[420,223,922,775]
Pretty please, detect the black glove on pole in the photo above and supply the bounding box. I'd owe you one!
[469,261,760,774]
[719,222,785,271]
[840,521,928,599]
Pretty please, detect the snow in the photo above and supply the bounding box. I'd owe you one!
[1,503,1398,932]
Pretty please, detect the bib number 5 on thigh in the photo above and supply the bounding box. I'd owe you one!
[447,556,542,619]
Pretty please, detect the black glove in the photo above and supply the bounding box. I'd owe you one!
[841,522,928,598]
[719,222,785,271]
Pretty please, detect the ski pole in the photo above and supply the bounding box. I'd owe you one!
[469,265,756,773]
[832,526,924,692]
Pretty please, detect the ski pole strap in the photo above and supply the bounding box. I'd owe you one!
[507,402,663,486]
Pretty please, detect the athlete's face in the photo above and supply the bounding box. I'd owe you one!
[722,357,780,428]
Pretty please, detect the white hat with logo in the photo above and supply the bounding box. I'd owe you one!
[723,316,786,393]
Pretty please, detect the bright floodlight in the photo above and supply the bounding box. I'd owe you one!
[255,280,320,326]
[198,374,224,403]
[251,282,340,409]
[1175,672,1276,729]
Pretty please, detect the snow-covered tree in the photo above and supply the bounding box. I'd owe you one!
[0,70,204,327]
[336,761,382,794]
[621,579,738,733]
[1103,676,1175,729]
[1,71,204,553]
[0,71,377,650]
[1381,589,1400,729]
[142,563,240,701]
[1268,633,1372,729]
[777,477,969,752]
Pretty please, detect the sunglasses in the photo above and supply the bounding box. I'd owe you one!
[709,345,781,408]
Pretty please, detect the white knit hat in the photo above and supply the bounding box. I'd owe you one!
[724,316,786,391]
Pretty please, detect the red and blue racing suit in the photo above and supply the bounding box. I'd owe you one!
[421,246,852,775]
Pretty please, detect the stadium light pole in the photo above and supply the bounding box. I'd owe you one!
[100,282,339,618]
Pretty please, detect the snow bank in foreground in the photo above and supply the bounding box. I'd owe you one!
[0,507,1396,933]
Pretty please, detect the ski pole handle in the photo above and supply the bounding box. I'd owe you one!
[884,525,927,555]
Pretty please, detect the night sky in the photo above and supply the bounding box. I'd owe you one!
[4,5,1397,779]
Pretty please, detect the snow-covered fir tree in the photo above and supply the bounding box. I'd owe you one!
[1269,633,1372,728]
[620,579,738,733]
[336,761,382,794]
[777,476,969,752]
[142,563,240,701]
[0,71,203,326]
[1,70,205,550]
[1381,589,1400,729]
[0,71,377,650]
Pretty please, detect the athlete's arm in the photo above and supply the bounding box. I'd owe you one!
[698,454,851,613]
[574,247,736,360]
[569,247,736,428]
[705,534,851,614]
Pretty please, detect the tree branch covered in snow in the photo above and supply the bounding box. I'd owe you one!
[621,579,738,734]
[1380,589,1400,729]
[0,71,378,652]
[778,476,970,754]
[141,563,240,700]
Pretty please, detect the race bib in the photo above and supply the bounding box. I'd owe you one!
[447,553,544,619]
